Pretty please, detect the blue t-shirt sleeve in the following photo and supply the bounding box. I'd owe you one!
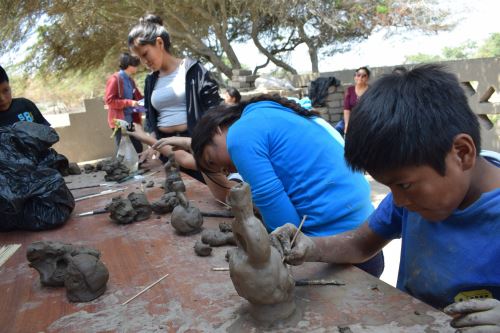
[227,121,300,231]
[368,193,403,240]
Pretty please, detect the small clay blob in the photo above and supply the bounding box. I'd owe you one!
[106,196,137,224]
[101,158,130,181]
[163,153,185,193]
[128,192,152,221]
[201,229,236,247]
[64,253,109,302]
[83,164,95,173]
[146,180,154,188]
[194,241,212,257]
[151,192,179,214]
[26,241,100,287]
[67,162,82,175]
[219,222,232,233]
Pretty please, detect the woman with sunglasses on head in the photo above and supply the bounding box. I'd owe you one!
[335,66,370,136]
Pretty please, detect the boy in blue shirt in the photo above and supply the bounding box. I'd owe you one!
[271,64,500,331]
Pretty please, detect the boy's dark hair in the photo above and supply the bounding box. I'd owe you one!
[345,64,480,176]
[128,14,171,52]
[191,94,318,173]
[119,53,140,70]
[0,65,9,83]
[226,87,241,103]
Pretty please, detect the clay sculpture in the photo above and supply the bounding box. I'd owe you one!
[128,192,152,221]
[101,157,130,181]
[64,253,109,302]
[170,180,203,234]
[163,153,185,193]
[151,192,179,214]
[106,196,137,224]
[201,229,236,247]
[26,241,100,287]
[226,182,295,323]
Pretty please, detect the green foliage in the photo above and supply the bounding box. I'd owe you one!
[405,33,500,64]
[477,33,500,57]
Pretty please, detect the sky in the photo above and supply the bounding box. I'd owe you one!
[233,0,500,73]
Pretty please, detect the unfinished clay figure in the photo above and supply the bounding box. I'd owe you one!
[163,153,185,193]
[151,192,179,214]
[170,180,203,234]
[101,157,130,181]
[227,182,295,322]
[128,192,152,221]
[201,229,236,247]
[64,253,109,302]
[26,241,100,287]
[106,196,137,224]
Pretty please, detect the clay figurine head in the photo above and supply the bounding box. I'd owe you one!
[64,253,109,302]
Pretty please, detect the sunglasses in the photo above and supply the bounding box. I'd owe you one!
[355,73,367,78]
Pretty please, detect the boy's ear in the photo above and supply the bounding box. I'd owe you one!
[452,134,476,171]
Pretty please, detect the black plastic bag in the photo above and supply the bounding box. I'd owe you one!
[0,122,74,231]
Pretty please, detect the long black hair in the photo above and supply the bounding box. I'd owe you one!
[128,14,171,52]
[191,94,318,173]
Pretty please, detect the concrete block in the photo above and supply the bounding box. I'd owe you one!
[232,69,252,76]
[232,75,259,83]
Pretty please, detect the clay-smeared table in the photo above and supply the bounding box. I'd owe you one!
[0,166,454,332]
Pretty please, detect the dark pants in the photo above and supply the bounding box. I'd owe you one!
[114,129,143,154]
[354,251,385,278]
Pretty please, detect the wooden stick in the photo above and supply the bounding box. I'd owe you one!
[212,267,230,271]
[214,198,231,209]
[282,215,307,263]
[122,273,169,305]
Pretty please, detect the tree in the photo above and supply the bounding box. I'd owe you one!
[0,0,451,77]
[477,33,500,57]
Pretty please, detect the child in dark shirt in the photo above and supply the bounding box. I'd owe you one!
[0,65,50,127]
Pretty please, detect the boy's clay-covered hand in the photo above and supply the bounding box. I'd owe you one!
[269,223,317,265]
[444,298,500,332]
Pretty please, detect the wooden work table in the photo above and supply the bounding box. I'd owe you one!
[0,166,454,332]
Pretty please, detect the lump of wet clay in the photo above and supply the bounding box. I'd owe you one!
[146,180,154,188]
[226,182,295,323]
[194,241,212,257]
[106,196,137,224]
[219,222,232,233]
[170,181,203,234]
[201,229,236,247]
[128,192,152,221]
[26,241,100,287]
[64,253,109,302]
[151,192,179,214]
[163,153,185,193]
[67,162,82,175]
[101,157,130,181]
[83,164,95,173]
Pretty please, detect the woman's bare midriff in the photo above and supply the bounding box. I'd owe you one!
[158,123,188,134]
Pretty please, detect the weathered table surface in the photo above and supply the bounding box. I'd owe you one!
[0,166,454,333]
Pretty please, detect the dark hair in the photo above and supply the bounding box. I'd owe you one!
[0,65,9,83]
[191,94,318,173]
[356,66,371,78]
[345,64,480,176]
[226,87,241,103]
[128,14,171,52]
[119,53,140,70]
[392,66,407,74]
